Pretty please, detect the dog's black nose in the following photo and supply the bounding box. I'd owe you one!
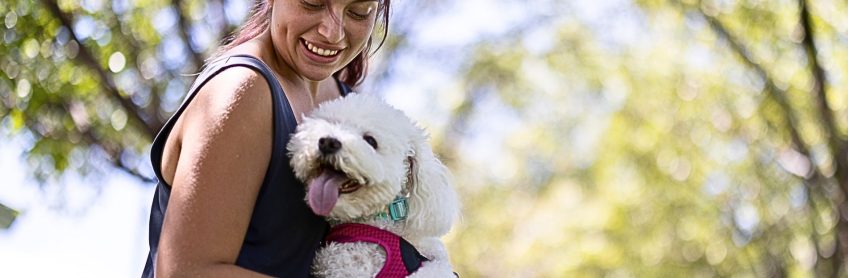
[318,137,342,155]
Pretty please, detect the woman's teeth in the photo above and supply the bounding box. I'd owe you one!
[304,40,339,57]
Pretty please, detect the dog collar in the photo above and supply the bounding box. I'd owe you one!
[377,155,415,222]
[371,154,415,222]
[330,195,409,225]
[333,155,416,224]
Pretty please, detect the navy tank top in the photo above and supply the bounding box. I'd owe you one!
[142,55,352,277]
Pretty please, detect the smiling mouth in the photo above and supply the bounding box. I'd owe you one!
[316,165,364,194]
[339,179,363,193]
[301,39,342,57]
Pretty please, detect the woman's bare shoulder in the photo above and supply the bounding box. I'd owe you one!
[186,65,272,131]
[173,65,275,179]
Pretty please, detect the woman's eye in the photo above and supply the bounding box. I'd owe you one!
[347,4,376,20]
[347,10,369,20]
[301,0,323,10]
[363,135,378,149]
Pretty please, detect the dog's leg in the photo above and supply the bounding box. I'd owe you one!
[312,242,386,278]
[405,238,456,278]
[406,259,456,278]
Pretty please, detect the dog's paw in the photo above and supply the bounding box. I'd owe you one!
[407,258,457,278]
[312,241,386,278]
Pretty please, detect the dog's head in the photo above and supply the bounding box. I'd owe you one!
[288,94,459,237]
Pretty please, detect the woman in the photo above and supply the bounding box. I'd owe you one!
[141,0,391,276]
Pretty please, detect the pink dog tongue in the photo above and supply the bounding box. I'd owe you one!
[307,169,347,216]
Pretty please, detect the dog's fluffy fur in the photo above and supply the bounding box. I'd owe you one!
[288,94,460,277]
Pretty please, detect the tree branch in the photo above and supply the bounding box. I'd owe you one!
[40,0,156,140]
[20,99,158,184]
[172,0,206,68]
[104,1,167,131]
[800,0,848,197]
[80,129,157,183]
[799,2,848,275]
[697,10,819,179]
[800,0,836,135]
[695,5,848,274]
[64,104,157,183]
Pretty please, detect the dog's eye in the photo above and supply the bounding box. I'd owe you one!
[363,135,378,149]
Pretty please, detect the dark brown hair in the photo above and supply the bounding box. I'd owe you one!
[214,0,391,88]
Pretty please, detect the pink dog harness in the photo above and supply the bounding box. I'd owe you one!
[325,223,429,277]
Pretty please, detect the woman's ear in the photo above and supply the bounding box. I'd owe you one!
[404,140,460,237]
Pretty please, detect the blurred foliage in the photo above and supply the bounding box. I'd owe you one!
[442,0,848,277]
[0,203,18,229]
[1,0,214,184]
[0,0,239,228]
[2,0,848,277]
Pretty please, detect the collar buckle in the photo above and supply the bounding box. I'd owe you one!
[386,196,409,221]
[375,195,409,222]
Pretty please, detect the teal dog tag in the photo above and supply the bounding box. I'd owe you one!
[387,196,409,221]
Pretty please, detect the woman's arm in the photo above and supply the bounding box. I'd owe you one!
[156,67,275,277]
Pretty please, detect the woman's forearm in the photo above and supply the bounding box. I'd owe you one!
[155,262,275,278]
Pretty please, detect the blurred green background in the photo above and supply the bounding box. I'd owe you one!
[2,0,848,276]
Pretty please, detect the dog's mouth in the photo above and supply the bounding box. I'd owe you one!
[306,166,364,216]
[339,179,363,194]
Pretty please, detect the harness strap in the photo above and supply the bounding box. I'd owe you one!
[325,223,428,277]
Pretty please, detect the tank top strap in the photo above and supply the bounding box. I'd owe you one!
[335,78,354,97]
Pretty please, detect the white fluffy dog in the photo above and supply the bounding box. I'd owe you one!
[288,94,460,278]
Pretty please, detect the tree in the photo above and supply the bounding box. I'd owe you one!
[1,0,233,227]
[441,0,848,276]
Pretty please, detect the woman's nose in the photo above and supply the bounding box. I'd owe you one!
[318,13,345,43]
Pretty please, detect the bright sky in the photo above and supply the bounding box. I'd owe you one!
[0,138,154,277]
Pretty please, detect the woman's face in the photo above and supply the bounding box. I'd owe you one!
[270,0,379,81]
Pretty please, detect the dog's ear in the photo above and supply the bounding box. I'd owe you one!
[404,139,460,237]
